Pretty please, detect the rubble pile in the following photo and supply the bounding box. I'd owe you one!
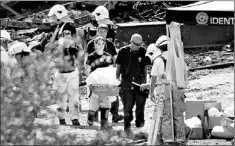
[2,1,233,70]
[111,1,190,23]
[2,1,196,24]
[184,47,234,69]
[21,9,91,24]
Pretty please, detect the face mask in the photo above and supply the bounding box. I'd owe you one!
[58,38,74,48]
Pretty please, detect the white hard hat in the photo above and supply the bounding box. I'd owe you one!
[155,35,169,47]
[48,4,73,23]
[1,30,11,40]
[145,43,161,61]
[9,42,31,55]
[92,6,109,21]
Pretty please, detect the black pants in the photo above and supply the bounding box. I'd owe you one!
[93,96,120,121]
[119,88,147,130]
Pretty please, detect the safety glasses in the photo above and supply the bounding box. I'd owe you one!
[132,41,142,47]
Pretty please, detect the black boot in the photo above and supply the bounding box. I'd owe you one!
[87,110,95,126]
[111,96,123,123]
[72,119,80,126]
[136,120,145,128]
[100,108,111,130]
[124,119,133,136]
[59,119,66,125]
[112,114,124,123]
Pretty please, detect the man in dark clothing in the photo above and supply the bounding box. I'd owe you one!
[116,34,151,135]
[85,24,123,124]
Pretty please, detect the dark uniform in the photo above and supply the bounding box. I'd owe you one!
[116,46,151,131]
[52,23,81,126]
[86,51,113,72]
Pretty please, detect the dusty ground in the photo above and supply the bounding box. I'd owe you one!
[35,67,234,145]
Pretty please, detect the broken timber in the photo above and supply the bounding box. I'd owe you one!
[189,62,234,72]
[147,74,170,145]
[0,1,117,30]
[0,19,51,30]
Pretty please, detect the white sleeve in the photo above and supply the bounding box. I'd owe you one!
[150,58,165,77]
[157,59,165,76]
[150,60,158,76]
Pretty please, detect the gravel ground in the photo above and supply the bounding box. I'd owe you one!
[35,67,234,145]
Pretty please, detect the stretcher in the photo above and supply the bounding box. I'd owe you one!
[79,81,120,97]
[90,84,120,97]
[79,81,150,97]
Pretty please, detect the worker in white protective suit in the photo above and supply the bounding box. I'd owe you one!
[141,35,191,143]
[52,23,80,126]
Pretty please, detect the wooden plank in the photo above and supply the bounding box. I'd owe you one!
[16,28,38,34]
[169,83,175,142]
[147,74,168,145]
[189,62,234,72]
[0,19,51,30]
[1,1,117,29]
